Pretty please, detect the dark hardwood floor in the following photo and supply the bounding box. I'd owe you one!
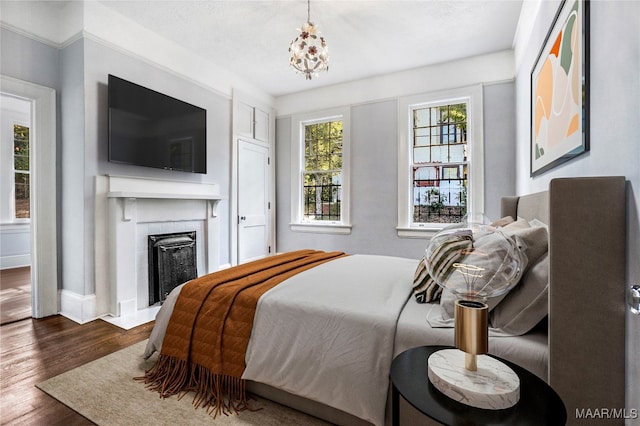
[0,267,32,325]
[0,315,153,425]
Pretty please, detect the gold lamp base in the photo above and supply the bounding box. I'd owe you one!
[454,299,488,371]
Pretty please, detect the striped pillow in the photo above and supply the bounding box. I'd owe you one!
[412,257,442,303]
[413,230,473,303]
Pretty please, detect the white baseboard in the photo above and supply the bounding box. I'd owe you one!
[1,254,31,270]
[59,289,97,324]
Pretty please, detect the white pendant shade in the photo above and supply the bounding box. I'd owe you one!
[289,1,329,80]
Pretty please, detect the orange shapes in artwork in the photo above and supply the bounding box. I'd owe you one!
[566,114,579,138]
[535,58,554,138]
[550,30,563,58]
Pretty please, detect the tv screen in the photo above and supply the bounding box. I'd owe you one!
[108,74,207,174]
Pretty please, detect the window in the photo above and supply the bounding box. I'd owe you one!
[14,124,30,219]
[291,108,351,234]
[398,86,483,237]
[412,103,467,224]
[303,120,342,221]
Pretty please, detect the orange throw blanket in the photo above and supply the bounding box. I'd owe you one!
[141,249,347,416]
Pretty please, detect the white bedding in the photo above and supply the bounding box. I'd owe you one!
[243,255,415,426]
[143,253,549,426]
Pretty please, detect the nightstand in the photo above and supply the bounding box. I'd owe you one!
[390,346,566,425]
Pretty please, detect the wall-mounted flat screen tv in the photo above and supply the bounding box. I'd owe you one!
[108,74,207,174]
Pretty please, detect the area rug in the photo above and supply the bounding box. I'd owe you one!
[37,340,331,426]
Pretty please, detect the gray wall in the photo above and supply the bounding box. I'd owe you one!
[1,29,233,299]
[0,28,62,286]
[484,82,517,217]
[60,38,87,296]
[0,28,60,90]
[276,82,516,259]
[513,1,640,419]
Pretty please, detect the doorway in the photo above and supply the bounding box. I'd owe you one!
[1,75,58,319]
[0,93,32,323]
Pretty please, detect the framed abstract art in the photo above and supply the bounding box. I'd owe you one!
[531,0,590,176]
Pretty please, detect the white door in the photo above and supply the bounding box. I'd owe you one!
[238,140,270,263]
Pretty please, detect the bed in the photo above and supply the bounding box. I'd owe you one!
[142,176,626,426]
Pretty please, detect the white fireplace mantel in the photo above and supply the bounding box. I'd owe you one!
[105,175,223,221]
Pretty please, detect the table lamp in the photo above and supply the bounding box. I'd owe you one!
[424,213,526,409]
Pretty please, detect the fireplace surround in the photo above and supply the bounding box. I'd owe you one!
[95,175,222,319]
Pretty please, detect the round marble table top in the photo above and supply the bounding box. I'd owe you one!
[390,346,567,426]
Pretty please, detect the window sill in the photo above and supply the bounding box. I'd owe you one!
[290,222,352,235]
[1,222,31,232]
[396,226,443,239]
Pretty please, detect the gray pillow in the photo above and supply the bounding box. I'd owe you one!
[490,253,549,335]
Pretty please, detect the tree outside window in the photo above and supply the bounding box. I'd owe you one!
[303,120,343,221]
[14,124,30,219]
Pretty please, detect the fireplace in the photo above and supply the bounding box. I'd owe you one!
[148,231,197,305]
[96,175,222,319]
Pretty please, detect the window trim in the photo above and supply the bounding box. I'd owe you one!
[290,107,351,234]
[397,85,484,238]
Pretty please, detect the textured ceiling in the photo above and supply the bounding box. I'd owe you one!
[98,0,524,97]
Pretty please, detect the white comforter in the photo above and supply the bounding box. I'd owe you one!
[144,254,417,426]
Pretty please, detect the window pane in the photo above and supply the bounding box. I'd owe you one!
[413,146,430,163]
[330,144,342,169]
[434,146,444,164]
[14,125,31,219]
[414,135,431,148]
[15,172,30,218]
[443,166,459,179]
[14,125,30,171]
[430,126,440,146]
[413,109,430,127]
[305,120,343,172]
[449,144,466,162]
[303,171,341,221]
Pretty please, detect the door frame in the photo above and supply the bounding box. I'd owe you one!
[230,91,276,267]
[1,75,58,318]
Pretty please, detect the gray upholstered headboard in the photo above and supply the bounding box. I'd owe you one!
[502,176,626,425]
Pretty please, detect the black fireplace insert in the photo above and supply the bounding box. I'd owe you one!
[148,231,197,305]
